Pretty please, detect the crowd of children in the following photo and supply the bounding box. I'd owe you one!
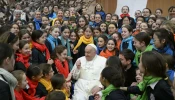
[0,1,175,100]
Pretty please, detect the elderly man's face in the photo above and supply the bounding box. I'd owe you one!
[85,45,96,61]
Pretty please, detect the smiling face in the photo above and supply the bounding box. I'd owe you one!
[20,43,31,56]
[140,23,148,31]
[58,49,67,62]
[36,33,47,44]
[21,33,31,42]
[62,29,70,40]
[106,40,115,51]
[98,37,105,48]
[50,28,60,38]
[135,69,143,83]
[78,18,86,28]
[108,24,116,35]
[121,27,131,39]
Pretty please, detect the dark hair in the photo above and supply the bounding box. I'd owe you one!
[134,32,151,46]
[51,73,65,89]
[143,28,154,37]
[69,16,76,22]
[99,22,107,33]
[143,8,152,14]
[112,14,119,21]
[168,6,175,12]
[0,24,11,36]
[97,35,108,44]
[31,30,44,42]
[0,43,14,65]
[106,56,122,69]
[39,63,52,77]
[154,28,175,50]
[61,25,70,33]
[51,45,67,60]
[119,49,135,63]
[122,6,130,12]
[141,51,166,78]
[19,40,28,50]
[19,29,31,40]
[122,16,131,24]
[93,26,101,32]
[108,22,118,29]
[112,32,122,40]
[162,54,175,70]
[103,38,117,52]
[156,17,167,24]
[101,67,125,87]
[26,65,42,80]
[136,16,145,22]
[77,16,88,28]
[94,3,104,13]
[155,8,163,13]
[148,17,156,23]
[122,25,133,32]
[70,30,79,39]
[45,91,66,100]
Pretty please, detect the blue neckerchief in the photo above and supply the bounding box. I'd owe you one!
[97,45,105,55]
[60,36,73,70]
[120,36,134,53]
[118,28,122,34]
[92,22,101,28]
[157,45,173,56]
[49,12,57,19]
[166,70,175,82]
[47,35,58,51]
[89,21,94,26]
[96,11,106,21]
[144,17,149,22]
[63,17,69,21]
[33,18,41,30]
[150,39,154,45]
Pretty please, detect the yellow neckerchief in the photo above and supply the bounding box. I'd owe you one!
[39,78,53,92]
[73,35,94,50]
[55,89,69,100]
[29,42,32,49]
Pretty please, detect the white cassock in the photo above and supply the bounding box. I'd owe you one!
[71,55,106,100]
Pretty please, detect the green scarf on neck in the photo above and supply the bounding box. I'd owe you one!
[135,45,153,66]
[136,76,162,100]
[102,84,119,100]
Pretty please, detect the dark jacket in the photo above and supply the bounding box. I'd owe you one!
[32,48,47,64]
[127,79,174,100]
[105,89,127,100]
[0,77,12,100]
[45,39,61,54]
[14,61,26,73]
[124,65,136,87]
[36,82,48,98]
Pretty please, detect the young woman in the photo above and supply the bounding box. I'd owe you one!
[18,29,32,49]
[97,35,108,55]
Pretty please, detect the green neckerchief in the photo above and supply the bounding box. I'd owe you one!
[102,84,119,100]
[135,45,153,66]
[136,76,162,100]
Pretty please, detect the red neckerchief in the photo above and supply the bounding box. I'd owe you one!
[120,13,130,18]
[32,41,50,60]
[16,53,30,69]
[26,77,38,96]
[14,90,24,100]
[54,58,69,78]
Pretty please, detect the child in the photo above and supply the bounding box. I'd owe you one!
[15,40,31,72]
[42,16,50,26]
[77,16,88,29]
[112,32,122,50]
[119,49,136,87]
[73,26,94,57]
[77,27,84,38]
[100,39,119,58]
[139,22,148,32]
[12,70,39,100]
[120,25,135,53]
[120,51,174,100]
[59,26,73,70]
[111,14,119,24]
[36,63,54,97]
[45,26,61,54]
[153,28,175,56]
[97,35,108,54]
[100,67,126,100]
[45,91,66,100]
[18,29,32,48]
[133,32,153,66]
[31,30,53,64]
[100,22,109,38]
[11,23,20,35]
[94,4,106,21]
[105,13,112,25]
[108,23,117,37]
[93,27,102,43]
[25,65,43,97]
[63,10,70,21]
[53,19,61,28]
[89,14,95,26]
[51,74,70,100]
[92,14,102,28]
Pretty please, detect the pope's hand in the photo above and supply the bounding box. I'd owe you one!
[91,86,101,95]
[76,59,81,69]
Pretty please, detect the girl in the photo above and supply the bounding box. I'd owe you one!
[12,70,39,100]
[112,32,122,50]
[148,17,156,27]
[0,32,19,53]
[53,19,61,28]
[108,23,117,37]
[31,30,52,64]
[73,26,94,57]
[93,27,102,43]
[153,28,175,56]
[18,29,32,49]
[36,63,54,97]
[69,30,78,64]
[142,8,151,22]
[94,4,106,21]
[151,22,157,30]
[77,16,88,29]
[155,8,163,17]
[99,67,126,100]
[26,65,43,97]
[51,45,70,79]
[45,26,61,54]
[77,27,84,38]
[105,13,112,25]
[100,39,119,58]
[15,40,31,72]
[120,25,135,53]
[51,74,70,100]
[49,5,59,20]
[118,16,131,33]
[140,22,149,32]
[89,14,95,26]
[59,26,73,70]
[97,35,108,55]
[120,51,174,100]
[28,22,35,34]
[100,22,109,37]
[11,23,20,35]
